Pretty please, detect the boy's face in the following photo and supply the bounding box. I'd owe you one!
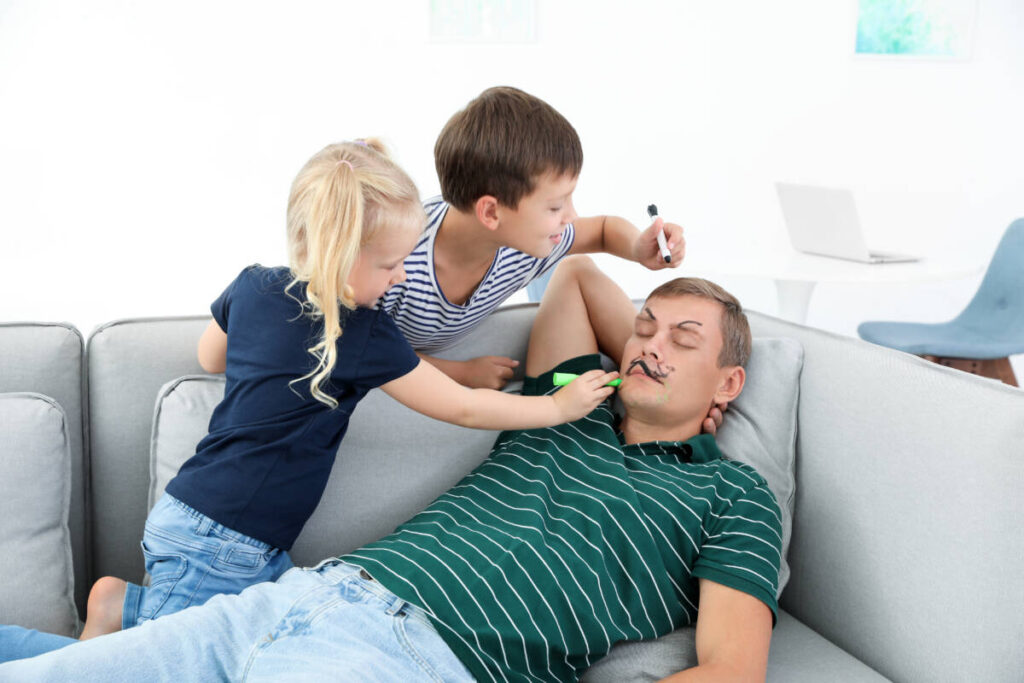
[494,173,578,258]
[617,294,738,427]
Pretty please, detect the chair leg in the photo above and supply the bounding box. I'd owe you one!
[922,355,1019,387]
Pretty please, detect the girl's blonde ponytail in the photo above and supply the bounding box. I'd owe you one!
[285,140,423,407]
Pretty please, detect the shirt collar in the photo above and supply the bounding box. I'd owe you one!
[615,424,722,463]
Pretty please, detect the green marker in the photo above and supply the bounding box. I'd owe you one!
[552,372,621,387]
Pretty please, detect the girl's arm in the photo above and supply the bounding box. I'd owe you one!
[197,319,227,374]
[380,359,618,430]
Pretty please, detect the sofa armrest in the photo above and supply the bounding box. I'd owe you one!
[749,311,1024,683]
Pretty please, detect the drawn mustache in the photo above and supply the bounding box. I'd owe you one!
[627,358,668,383]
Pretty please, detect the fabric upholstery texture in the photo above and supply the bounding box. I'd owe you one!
[0,322,86,614]
[87,316,210,585]
[0,393,78,636]
[749,310,1024,683]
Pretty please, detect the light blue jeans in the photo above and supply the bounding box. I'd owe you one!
[124,493,294,629]
[0,560,474,682]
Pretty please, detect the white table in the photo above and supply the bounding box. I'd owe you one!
[678,245,983,324]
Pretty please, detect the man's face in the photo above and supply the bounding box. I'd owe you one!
[618,294,732,424]
[494,172,578,258]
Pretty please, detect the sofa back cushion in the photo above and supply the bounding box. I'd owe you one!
[715,336,802,594]
[0,393,78,636]
[0,322,86,615]
[87,316,211,585]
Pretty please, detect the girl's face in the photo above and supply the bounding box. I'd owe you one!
[347,223,420,306]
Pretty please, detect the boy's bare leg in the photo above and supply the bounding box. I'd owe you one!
[526,255,636,377]
[79,577,127,640]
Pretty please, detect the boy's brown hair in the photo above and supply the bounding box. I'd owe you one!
[646,278,753,368]
[435,86,583,211]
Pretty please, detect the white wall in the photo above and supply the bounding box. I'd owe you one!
[2,0,1022,373]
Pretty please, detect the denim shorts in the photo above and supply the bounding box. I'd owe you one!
[122,493,294,629]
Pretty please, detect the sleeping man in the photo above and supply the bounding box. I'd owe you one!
[0,255,782,682]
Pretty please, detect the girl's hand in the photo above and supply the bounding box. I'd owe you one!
[551,369,619,422]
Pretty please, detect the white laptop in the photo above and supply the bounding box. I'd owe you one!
[775,182,919,264]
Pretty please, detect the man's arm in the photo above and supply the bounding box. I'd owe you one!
[525,255,636,377]
[658,579,773,683]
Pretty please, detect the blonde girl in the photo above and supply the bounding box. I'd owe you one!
[62,140,618,646]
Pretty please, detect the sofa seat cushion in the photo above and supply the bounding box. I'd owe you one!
[581,611,889,682]
[0,393,78,636]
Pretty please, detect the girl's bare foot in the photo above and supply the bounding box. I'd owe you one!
[79,576,127,640]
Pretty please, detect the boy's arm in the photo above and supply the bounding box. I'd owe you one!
[657,579,773,683]
[416,353,519,390]
[569,215,685,270]
[197,319,227,374]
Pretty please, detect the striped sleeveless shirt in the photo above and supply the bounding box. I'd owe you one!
[380,196,576,353]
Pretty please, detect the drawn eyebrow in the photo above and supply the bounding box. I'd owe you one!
[642,307,656,320]
[674,320,703,329]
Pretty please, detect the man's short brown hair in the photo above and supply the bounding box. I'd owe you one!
[646,278,752,368]
[435,86,583,211]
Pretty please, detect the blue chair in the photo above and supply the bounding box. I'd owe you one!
[857,218,1024,386]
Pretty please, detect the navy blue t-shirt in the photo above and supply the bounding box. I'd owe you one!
[165,265,420,549]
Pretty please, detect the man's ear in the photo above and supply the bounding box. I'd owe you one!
[474,195,501,231]
[713,366,745,405]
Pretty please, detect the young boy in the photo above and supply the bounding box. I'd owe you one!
[381,86,685,389]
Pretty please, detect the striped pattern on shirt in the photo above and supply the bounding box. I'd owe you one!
[342,355,782,683]
[380,195,576,353]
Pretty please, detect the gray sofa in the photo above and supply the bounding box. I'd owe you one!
[2,305,1023,682]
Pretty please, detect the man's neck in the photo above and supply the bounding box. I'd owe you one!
[619,413,701,445]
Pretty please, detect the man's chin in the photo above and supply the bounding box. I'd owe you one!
[619,385,669,409]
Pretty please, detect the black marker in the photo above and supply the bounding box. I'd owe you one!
[648,204,671,263]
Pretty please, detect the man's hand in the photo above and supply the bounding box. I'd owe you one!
[632,217,685,270]
[701,402,728,436]
[454,356,520,389]
[551,369,619,422]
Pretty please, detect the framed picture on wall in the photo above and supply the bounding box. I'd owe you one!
[855,0,978,59]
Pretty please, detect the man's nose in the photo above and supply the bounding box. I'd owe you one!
[642,339,662,361]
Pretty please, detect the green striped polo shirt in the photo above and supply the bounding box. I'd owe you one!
[342,355,782,682]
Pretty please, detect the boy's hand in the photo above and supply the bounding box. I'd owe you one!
[701,401,728,436]
[633,217,685,270]
[456,356,520,389]
[551,369,619,422]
